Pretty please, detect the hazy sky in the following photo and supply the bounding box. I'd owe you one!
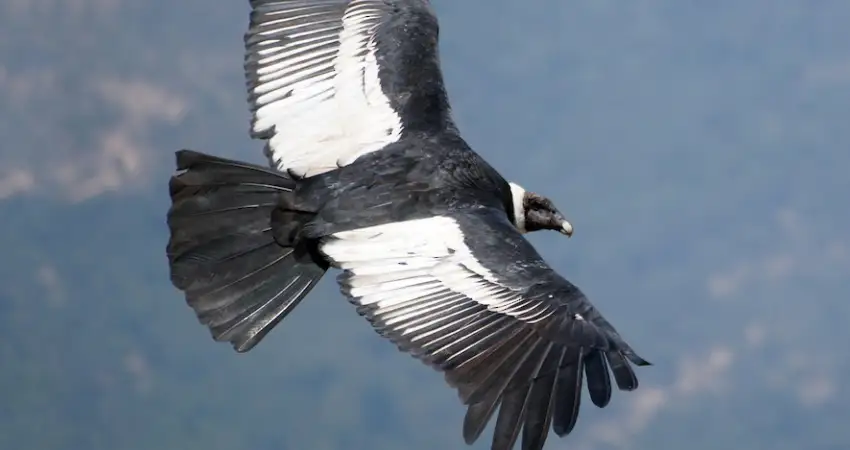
[1,1,849,450]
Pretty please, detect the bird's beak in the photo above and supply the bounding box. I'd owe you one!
[560,220,573,237]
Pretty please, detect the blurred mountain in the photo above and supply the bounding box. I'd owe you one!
[1,1,849,450]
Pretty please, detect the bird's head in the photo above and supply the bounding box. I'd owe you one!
[508,182,573,237]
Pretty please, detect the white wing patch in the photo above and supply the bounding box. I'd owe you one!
[246,0,403,177]
[318,216,647,449]
[320,216,557,344]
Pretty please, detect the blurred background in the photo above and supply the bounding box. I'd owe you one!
[2,1,848,450]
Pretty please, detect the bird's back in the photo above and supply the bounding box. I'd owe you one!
[291,129,516,237]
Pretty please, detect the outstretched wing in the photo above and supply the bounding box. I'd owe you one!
[245,0,455,177]
[318,208,650,450]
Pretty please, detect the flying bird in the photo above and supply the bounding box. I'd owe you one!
[166,1,651,450]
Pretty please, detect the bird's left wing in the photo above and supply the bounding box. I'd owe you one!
[319,208,650,450]
[244,0,456,177]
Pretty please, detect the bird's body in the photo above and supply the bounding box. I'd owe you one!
[293,131,514,231]
[166,2,650,450]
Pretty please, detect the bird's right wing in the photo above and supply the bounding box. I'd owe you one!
[319,208,650,450]
[244,0,456,177]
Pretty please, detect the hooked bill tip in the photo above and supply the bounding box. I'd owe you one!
[560,220,573,237]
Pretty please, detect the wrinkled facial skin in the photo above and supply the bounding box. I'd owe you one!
[523,192,573,236]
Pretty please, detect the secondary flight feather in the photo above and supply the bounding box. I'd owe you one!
[165,2,651,450]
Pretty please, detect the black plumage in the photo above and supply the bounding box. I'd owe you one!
[165,2,651,450]
[167,151,328,352]
[167,146,649,450]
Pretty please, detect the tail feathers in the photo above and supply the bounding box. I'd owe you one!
[167,149,328,352]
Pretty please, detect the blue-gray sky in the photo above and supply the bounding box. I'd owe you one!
[1,1,849,449]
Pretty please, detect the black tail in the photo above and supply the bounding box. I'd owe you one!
[166,150,328,352]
